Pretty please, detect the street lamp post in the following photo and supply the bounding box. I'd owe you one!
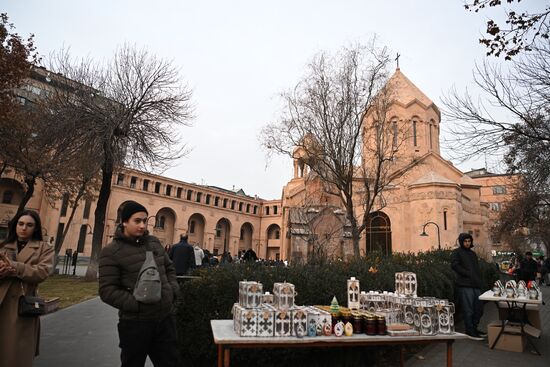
[420,221,441,250]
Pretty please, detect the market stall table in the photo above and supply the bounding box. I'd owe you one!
[211,320,467,367]
[479,289,543,354]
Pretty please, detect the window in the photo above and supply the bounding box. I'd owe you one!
[231,200,236,210]
[117,174,125,186]
[176,187,182,198]
[253,206,258,214]
[77,225,87,253]
[240,228,244,240]
[206,194,211,205]
[154,182,161,194]
[130,176,137,189]
[273,206,278,215]
[392,121,398,149]
[412,120,417,147]
[493,186,507,195]
[214,196,219,206]
[190,221,195,234]
[60,193,69,217]
[265,206,270,215]
[143,179,150,191]
[166,185,172,196]
[196,192,202,203]
[443,210,447,230]
[216,223,222,237]
[490,202,502,211]
[83,198,92,219]
[275,230,280,239]
[156,216,166,229]
[246,204,250,213]
[223,198,228,208]
[186,190,193,200]
[54,223,65,251]
[2,190,13,204]
[239,202,243,211]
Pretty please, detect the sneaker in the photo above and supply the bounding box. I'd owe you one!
[476,329,488,338]
[466,332,484,341]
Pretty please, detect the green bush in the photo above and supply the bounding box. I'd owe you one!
[175,250,497,367]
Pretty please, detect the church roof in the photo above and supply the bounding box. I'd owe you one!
[410,171,457,186]
[387,69,434,108]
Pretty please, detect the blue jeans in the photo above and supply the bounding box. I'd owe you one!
[457,287,483,335]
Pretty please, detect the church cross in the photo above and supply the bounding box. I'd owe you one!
[395,53,401,69]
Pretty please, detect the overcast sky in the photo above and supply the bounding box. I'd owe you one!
[3,0,531,199]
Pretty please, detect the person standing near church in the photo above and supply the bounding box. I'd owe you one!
[451,232,486,341]
[99,201,180,367]
[0,210,54,367]
[169,234,195,276]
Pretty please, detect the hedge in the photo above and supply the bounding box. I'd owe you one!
[175,250,497,367]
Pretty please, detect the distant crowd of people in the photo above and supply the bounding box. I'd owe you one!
[163,235,287,276]
[506,251,550,285]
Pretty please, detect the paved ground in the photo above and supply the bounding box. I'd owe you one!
[406,286,550,367]
[34,288,550,367]
[34,297,153,367]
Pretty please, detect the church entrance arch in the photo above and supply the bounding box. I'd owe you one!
[214,218,231,255]
[366,211,392,255]
[188,213,206,247]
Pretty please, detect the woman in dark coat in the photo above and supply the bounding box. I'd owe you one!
[0,210,54,367]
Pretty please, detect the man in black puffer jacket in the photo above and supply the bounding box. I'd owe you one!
[451,232,485,341]
[99,201,180,367]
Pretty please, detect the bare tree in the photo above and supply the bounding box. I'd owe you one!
[465,0,549,59]
[442,42,550,161]
[261,43,411,258]
[48,45,193,280]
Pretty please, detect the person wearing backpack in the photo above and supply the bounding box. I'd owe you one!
[99,201,180,367]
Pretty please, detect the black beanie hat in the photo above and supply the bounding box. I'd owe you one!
[120,201,148,222]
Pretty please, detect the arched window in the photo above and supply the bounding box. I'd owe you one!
[366,211,392,255]
[159,216,165,229]
[412,120,418,147]
[2,190,13,204]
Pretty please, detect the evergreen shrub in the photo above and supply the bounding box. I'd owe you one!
[175,250,497,367]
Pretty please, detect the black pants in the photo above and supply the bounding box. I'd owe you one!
[118,314,179,367]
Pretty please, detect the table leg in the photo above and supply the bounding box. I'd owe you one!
[217,345,223,367]
[400,346,405,367]
[224,347,231,367]
[446,340,453,367]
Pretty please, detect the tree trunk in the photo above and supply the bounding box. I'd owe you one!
[53,185,85,269]
[17,175,36,214]
[85,158,113,281]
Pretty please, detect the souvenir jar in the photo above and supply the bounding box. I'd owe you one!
[402,297,415,327]
[257,305,275,337]
[273,282,296,310]
[233,305,258,337]
[347,277,361,309]
[418,298,437,336]
[365,314,377,335]
[376,315,387,335]
[351,312,362,334]
[274,309,292,337]
[403,272,418,297]
[316,309,332,332]
[436,300,455,335]
[517,281,527,298]
[359,291,368,310]
[291,307,308,337]
[261,291,274,305]
[334,321,345,337]
[239,280,263,308]
[395,272,404,294]
[307,309,320,337]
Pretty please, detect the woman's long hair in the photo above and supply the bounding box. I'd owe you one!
[1,210,43,246]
